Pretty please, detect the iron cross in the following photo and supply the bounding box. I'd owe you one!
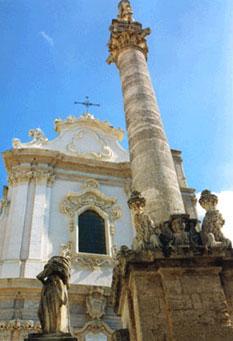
[74,96,100,112]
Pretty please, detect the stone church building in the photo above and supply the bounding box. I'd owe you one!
[0,1,233,341]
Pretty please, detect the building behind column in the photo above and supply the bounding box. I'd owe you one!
[1,1,230,341]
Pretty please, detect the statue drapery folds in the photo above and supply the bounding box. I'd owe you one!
[37,256,71,335]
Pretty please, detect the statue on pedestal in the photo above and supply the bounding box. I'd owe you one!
[25,256,77,341]
[199,190,231,249]
[37,256,71,335]
[128,191,161,251]
[117,0,134,23]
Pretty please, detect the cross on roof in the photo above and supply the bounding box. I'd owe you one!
[74,96,100,113]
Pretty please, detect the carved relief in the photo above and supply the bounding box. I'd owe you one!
[60,184,121,269]
[8,166,55,186]
[86,288,107,320]
[13,128,48,149]
[0,319,41,332]
[55,114,124,141]
[60,188,121,231]
[66,129,113,160]
[199,190,231,249]
[75,254,114,271]
[75,320,113,341]
[107,3,151,64]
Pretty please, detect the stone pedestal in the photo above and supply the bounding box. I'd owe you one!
[25,333,77,341]
[112,248,233,341]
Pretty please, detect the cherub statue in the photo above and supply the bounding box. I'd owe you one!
[118,0,134,23]
[128,191,161,251]
[37,256,71,335]
[199,190,231,249]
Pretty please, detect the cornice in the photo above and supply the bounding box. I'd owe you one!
[3,149,131,179]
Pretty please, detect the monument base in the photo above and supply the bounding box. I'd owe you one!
[112,248,233,341]
[25,333,77,341]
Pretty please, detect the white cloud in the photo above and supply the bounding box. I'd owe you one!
[196,191,233,242]
[39,31,54,47]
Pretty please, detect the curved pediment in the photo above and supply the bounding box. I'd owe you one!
[12,114,129,163]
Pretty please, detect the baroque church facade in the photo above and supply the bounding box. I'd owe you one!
[1,1,233,341]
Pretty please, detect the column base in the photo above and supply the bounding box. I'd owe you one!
[25,333,77,341]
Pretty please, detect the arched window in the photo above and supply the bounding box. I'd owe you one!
[78,210,107,255]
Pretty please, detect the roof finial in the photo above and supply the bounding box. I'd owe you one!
[117,0,134,23]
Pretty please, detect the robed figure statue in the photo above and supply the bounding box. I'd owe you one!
[37,256,71,335]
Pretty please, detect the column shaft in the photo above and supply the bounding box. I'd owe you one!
[117,47,185,223]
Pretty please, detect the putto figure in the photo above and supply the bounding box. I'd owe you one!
[128,191,161,251]
[37,256,71,335]
[117,0,134,23]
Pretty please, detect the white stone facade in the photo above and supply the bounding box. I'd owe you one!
[0,113,197,340]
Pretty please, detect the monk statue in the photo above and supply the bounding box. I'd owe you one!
[37,256,71,335]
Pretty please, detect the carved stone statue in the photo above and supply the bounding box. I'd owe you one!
[199,190,231,249]
[37,256,71,335]
[86,288,107,320]
[159,214,202,256]
[128,191,161,251]
[118,0,133,23]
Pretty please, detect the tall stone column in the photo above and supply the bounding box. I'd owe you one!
[107,0,185,223]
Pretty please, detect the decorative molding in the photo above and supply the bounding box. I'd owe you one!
[55,114,124,141]
[0,319,41,332]
[66,128,113,161]
[60,188,122,232]
[74,253,114,271]
[75,320,113,341]
[12,128,48,149]
[60,242,115,270]
[81,178,100,190]
[107,3,151,65]
[8,166,55,187]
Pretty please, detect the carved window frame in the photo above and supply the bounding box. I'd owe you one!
[60,182,121,268]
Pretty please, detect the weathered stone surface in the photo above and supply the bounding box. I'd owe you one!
[25,334,77,341]
[112,329,130,341]
[108,4,185,224]
[112,250,233,341]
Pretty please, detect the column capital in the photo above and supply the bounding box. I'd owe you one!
[107,4,151,65]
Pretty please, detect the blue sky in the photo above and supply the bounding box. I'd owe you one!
[0,0,233,195]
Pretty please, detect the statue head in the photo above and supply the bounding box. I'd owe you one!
[199,190,218,211]
[128,191,146,214]
[118,0,133,23]
[37,256,71,286]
